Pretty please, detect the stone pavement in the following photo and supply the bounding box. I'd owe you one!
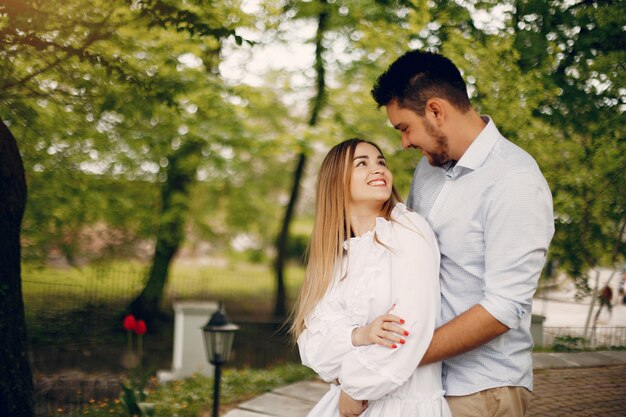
[223,351,626,417]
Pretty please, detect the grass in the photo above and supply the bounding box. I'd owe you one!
[22,260,305,301]
[22,259,305,325]
[49,363,317,417]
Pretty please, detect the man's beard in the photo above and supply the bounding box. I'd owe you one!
[424,119,450,167]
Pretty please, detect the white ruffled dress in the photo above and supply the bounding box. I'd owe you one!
[298,204,451,417]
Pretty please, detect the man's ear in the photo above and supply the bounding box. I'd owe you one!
[424,98,446,127]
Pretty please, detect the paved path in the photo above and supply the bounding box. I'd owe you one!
[224,351,626,417]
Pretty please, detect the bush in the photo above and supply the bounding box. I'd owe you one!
[552,335,589,352]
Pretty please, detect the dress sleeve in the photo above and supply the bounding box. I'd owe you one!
[297,299,358,382]
[340,211,441,400]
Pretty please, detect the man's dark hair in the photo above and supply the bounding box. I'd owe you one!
[371,50,471,115]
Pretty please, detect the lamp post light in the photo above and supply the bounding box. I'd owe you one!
[202,302,239,417]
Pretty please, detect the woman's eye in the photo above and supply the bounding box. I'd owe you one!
[356,161,366,167]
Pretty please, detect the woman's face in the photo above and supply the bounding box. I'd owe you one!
[349,142,393,210]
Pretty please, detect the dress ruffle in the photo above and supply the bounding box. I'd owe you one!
[310,384,451,417]
[342,218,394,326]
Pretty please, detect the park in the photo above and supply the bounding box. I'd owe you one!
[1,0,624,416]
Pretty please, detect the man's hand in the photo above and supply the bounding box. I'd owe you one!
[339,390,368,417]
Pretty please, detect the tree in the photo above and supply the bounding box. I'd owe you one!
[0,121,33,417]
[1,0,253,320]
[273,0,330,318]
[510,0,626,334]
[128,138,204,317]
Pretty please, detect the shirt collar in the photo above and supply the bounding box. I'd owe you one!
[454,116,500,172]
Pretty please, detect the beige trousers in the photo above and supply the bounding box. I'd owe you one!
[445,386,531,417]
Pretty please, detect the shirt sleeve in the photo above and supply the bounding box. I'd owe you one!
[340,213,441,400]
[297,301,358,382]
[480,171,554,329]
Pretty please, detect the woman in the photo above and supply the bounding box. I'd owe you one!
[291,139,450,416]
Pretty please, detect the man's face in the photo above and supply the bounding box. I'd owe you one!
[385,99,450,167]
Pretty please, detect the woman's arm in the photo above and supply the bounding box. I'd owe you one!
[339,214,441,400]
[298,312,358,382]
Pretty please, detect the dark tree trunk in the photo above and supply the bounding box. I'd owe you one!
[0,121,34,417]
[273,0,329,319]
[274,153,307,318]
[128,139,202,321]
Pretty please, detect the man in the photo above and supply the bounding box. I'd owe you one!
[338,50,554,416]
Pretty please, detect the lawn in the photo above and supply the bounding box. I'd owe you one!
[22,259,305,320]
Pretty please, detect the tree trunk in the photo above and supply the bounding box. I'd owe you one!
[0,121,34,417]
[583,268,601,338]
[273,0,329,319]
[274,153,307,318]
[128,139,203,321]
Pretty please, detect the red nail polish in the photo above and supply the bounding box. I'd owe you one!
[400,339,405,344]
[404,331,409,336]
[400,319,405,324]
[392,344,397,348]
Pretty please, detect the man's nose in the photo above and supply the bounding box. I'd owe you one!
[401,135,411,149]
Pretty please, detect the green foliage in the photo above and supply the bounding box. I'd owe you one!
[63,364,316,417]
[2,0,624,309]
[0,0,295,268]
[552,335,589,352]
[120,361,157,417]
[510,0,626,294]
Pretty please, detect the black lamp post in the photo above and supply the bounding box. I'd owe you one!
[202,302,239,417]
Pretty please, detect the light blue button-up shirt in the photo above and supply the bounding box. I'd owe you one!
[408,117,554,396]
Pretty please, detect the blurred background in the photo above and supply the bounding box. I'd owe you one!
[1,0,624,415]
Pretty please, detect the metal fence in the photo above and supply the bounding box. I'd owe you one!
[23,264,280,318]
[24,266,295,416]
[23,268,626,417]
[543,326,626,349]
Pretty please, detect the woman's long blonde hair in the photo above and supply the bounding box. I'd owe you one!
[290,138,400,341]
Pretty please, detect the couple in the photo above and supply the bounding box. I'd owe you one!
[291,50,555,417]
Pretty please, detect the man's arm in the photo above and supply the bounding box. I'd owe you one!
[339,305,507,415]
[417,171,553,367]
[419,304,509,366]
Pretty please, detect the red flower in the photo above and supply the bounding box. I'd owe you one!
[134,319,147,335]
[123,314,136,331]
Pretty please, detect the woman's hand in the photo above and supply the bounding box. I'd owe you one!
[351,313,409,348]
